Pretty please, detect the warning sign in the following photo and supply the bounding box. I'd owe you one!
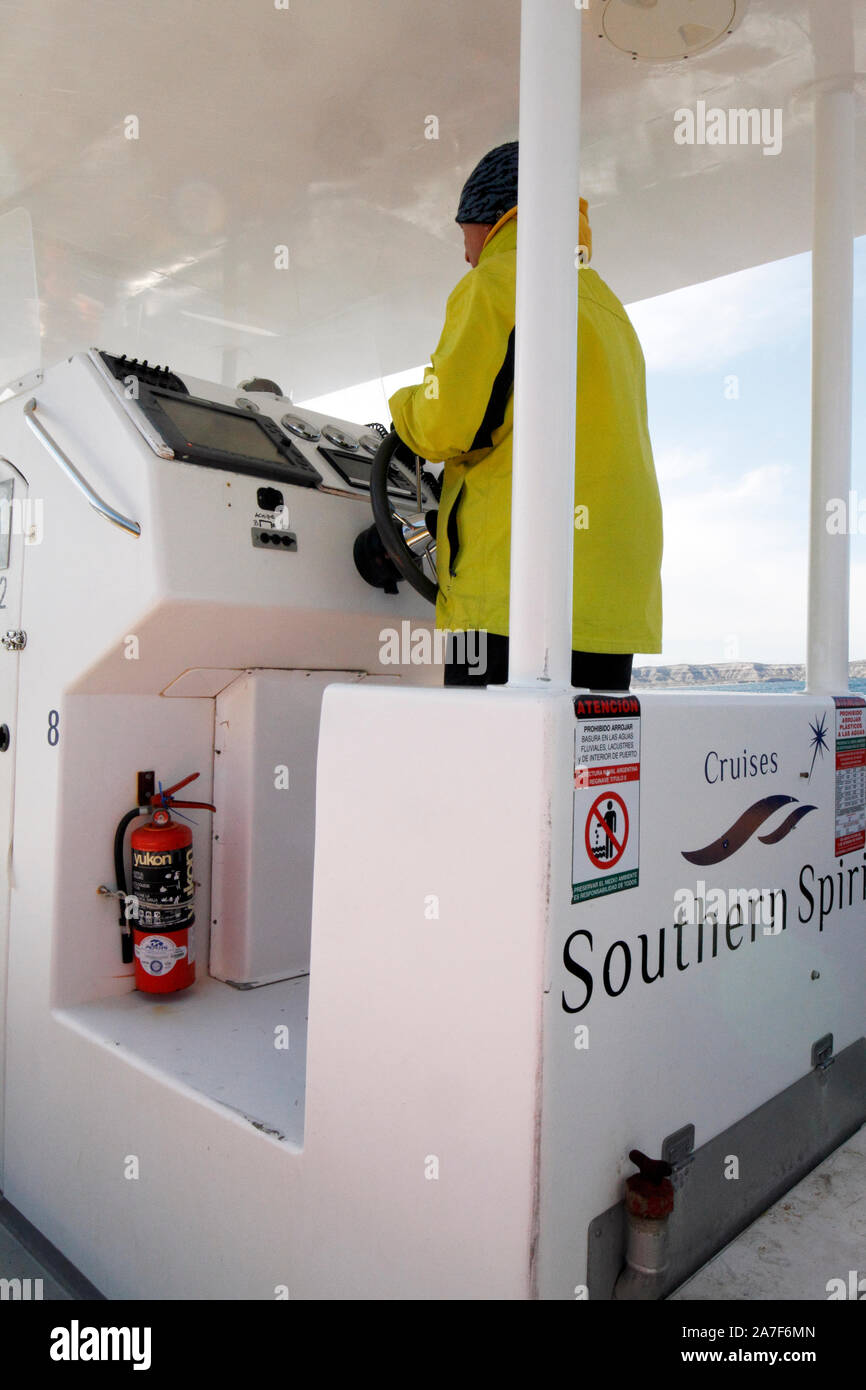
[572,695,640,903]
[585,790,629,869]
[834,696,866,856]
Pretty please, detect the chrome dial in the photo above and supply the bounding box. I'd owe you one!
[359,432,384,455]
[322,424,359,450]
[281,413,321,442]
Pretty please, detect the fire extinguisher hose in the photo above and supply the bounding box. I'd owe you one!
[114,807,144,962]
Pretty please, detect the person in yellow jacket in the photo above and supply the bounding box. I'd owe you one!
[388,140,663,689]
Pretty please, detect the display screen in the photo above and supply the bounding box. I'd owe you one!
[159,396,287,464]
[333,455,374,489]
[321,448,415,499]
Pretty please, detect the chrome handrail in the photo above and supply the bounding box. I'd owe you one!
[23,397,141,537]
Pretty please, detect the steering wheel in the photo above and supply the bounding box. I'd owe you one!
[369,430,439,605]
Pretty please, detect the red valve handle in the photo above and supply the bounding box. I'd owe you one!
[628,1150,673,1184]
[625,1149,675,1219]
[151,772,216,814]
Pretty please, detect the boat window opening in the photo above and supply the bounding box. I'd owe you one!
[0,477,13,569]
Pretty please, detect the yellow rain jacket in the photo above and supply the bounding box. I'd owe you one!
[388,207,663,654]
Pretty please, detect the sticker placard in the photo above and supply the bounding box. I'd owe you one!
[572,695,640,903]
[134,934,188,976]
[834,696,866,856]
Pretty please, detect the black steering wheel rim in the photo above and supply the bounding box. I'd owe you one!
[369,430,438,605]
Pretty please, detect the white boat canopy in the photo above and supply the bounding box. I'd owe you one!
[0,0,861,402]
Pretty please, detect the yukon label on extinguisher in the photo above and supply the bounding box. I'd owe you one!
[135,934,189,977]
[131,845,194,930]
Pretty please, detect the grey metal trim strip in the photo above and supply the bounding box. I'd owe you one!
[315,484,372,503]
[0,1193,105,1300]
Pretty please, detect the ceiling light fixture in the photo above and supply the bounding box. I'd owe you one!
[601,0,747,63]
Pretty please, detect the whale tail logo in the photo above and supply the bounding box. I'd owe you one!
[682,795,817,866]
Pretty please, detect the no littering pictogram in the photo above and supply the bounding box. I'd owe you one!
[585,791,629,870]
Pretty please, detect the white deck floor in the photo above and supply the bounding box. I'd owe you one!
[672,1124,866,1301]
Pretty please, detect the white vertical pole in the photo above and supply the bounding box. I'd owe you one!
[507,0,582,689]
[806,1,855,696]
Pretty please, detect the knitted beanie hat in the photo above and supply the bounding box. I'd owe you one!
[456,142,519,225]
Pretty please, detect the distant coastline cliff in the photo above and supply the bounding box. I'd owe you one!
[632,660,866,687]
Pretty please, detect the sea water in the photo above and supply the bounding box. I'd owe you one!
[697,677,866,695]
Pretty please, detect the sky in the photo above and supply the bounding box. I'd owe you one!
[300,236,866,668]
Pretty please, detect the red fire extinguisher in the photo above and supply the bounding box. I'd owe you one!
[114,773,216,995]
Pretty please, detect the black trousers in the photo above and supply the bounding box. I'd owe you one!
[444,631,633,691]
